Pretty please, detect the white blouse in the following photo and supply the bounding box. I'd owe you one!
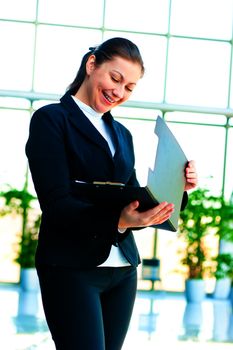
[72,96,130,267]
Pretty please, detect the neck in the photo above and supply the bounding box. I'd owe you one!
[72,96,102,118]
[74,83,89,105]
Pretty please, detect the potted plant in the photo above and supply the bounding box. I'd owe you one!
[215,192,233,254]
[0,183,41,291]
[177,188,220,302]
[211,196,233,299]
[211,252,233,299]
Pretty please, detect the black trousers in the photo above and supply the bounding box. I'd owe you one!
[37,265,137,350]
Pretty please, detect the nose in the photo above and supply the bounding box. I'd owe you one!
[113,85,124,99]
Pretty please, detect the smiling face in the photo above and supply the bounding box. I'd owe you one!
[75,55,142,113]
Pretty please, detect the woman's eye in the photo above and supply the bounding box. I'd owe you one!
[126,87,133,92]
[111,76,119,83]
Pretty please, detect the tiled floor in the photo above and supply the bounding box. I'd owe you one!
[0,283,233,350]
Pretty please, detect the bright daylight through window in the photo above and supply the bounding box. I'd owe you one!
[0,0,233,291]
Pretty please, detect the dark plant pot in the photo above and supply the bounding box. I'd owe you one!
[185,279,205,303]
[141,258,160,281]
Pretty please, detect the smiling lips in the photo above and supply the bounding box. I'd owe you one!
[103,91,116,104]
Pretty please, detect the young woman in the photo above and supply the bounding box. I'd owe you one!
[26,37,197,350]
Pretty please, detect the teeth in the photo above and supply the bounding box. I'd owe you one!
[104,92,114,103]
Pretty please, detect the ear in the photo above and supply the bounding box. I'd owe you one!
[86,54,96,75]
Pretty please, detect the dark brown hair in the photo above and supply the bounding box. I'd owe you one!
[67,37,145,95]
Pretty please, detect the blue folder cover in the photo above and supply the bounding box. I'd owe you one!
[72,116,187,232]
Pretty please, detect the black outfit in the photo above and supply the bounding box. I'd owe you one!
[26,92,140,269]
[26,92,142,350]
[26,92,187,349]
[37,265,137,350]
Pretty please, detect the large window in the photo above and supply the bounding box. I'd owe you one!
[0,0,233,290]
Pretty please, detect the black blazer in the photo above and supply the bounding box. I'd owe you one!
[26,92,141,268]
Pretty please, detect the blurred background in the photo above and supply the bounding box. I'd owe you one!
[1,0,233,348]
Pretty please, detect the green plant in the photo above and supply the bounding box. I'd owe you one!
[215,197,233,242]
[0,184,40,268]
[210,194,233,281]
[178,188,221,279]
[211,252,233,280]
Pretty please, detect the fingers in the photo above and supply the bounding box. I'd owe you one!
[128,200,140,211]
[186,172,197,182]
[185,160,198,190]
[133,201,174,227]
[118,201,174,229]
[187,160,196,168]
[186,160,196,175]
[148,202,175,225]
[145,201,174,218]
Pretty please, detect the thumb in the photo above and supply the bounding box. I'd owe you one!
[129,200,140,211]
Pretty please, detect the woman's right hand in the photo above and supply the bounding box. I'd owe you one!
[118,200,175,230]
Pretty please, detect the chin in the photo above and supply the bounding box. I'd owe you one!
[97,105,111,114]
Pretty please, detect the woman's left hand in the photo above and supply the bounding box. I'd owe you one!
[184,160,198,191]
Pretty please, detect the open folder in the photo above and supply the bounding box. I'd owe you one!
[72,116,187,232]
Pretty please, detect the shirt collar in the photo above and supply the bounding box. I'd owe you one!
[71,95,103,119]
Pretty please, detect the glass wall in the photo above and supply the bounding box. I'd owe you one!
[0,0,233,290]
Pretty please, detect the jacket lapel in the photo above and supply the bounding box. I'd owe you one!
[60,92,134,182]
[101,112,120,156]
[60,92,113,158]
[103,111,134,181]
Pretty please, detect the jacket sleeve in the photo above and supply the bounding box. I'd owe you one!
[25,107,121,243]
